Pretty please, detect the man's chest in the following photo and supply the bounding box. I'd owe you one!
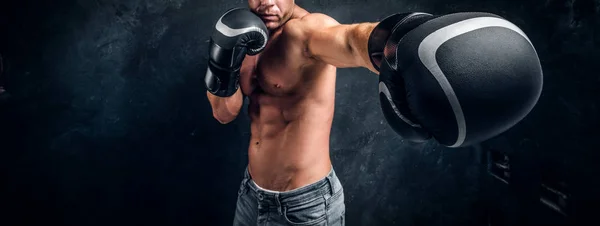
[240,28,314,96]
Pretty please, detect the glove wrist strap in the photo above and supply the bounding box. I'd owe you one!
[205,60,240,97]
[368,13,433,72]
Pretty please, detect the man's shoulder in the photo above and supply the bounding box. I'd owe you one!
[300,13,339,26]
[283,13,340,38]
[280,13,340,63]
[289,13,339,28]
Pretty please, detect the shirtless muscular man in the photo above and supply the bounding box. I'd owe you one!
[205,0,542,225]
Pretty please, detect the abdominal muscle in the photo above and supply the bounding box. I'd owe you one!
[246,91,334,192]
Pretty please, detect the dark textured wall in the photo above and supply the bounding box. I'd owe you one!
[0,0,598,225]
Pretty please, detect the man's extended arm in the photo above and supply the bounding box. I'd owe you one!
[303,14,379,74]
[304,11,543,149]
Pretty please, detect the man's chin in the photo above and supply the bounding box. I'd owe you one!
[264,21,281,30]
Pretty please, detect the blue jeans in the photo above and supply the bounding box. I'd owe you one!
[233,166,345,225]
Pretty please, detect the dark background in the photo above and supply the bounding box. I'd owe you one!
[0,0,598,225]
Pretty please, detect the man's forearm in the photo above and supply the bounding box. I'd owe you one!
[348,22,379,74]
[207,89,243,124]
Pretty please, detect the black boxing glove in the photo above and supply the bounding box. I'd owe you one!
[370,12,543,147]
[205,8,268,97]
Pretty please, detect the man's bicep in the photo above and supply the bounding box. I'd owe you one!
[304,14,358,68]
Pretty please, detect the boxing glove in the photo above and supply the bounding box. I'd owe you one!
[369,12,543,148]
[205,8,268,97]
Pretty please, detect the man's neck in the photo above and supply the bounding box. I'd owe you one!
[268,5,309,35]
[291,5,309,19]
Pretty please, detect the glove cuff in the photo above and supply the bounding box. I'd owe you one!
[205,60,240,97]
[368,13,433,71]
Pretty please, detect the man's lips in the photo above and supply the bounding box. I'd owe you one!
[260,15,278,21]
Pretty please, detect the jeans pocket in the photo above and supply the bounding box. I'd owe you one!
[326,189,344,207]
[283,197,327,225]
[326,190,345,226]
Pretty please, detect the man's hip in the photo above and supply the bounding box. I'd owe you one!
[233,166,345,226]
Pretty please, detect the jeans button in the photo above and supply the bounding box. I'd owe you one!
[258,193,263,200]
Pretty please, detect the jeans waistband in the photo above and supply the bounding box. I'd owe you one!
[241,166,342,207]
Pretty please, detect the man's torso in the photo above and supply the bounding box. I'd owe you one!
[239,17,337,191]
